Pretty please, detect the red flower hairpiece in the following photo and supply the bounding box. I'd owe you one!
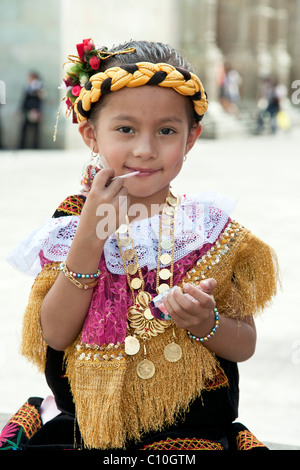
[53,40,136,139]
[76,38,94,59]
[61,38,105,117]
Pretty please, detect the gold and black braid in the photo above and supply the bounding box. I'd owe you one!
[74,62,208,123]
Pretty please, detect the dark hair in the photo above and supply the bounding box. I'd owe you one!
[99,40,194,72]
[89,40,203,125]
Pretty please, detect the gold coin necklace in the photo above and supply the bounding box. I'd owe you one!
[155,192,183,363]
[115,188,183,378]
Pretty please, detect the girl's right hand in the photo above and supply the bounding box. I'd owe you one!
[77,168,129,242]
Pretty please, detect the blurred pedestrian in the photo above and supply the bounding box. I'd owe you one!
[219,64,242,117]
[256,77,281,134]
[18,72,44,149]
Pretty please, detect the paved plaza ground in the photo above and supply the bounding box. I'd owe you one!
[0,127,299,449]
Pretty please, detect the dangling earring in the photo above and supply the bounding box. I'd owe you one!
[80,150,100,195]
[183,154,187,162]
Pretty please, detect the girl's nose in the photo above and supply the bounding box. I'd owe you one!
[132,133,157,160]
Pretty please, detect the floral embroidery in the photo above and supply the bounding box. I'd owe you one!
[0,426,23,450]
[0,423,20,448]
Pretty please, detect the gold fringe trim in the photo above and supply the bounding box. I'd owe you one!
[20,262,60,372]
[65,341,127,449]
[65,327,217,449]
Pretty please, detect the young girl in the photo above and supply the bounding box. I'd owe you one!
[1,39,278,451]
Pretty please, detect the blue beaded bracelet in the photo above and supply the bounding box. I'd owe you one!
[187,307,219,342]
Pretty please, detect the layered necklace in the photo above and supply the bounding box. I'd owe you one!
[115,188,183,379]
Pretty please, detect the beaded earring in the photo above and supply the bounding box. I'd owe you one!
[80,151,101,195]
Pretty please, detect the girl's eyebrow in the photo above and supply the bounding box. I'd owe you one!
[111,114,137,122]
[111,114,184,124]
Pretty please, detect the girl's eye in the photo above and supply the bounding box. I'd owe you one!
[118,126,134,134]
[159,128,175,135]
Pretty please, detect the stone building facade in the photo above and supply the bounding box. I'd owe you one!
[180,0,297,102]
[0,0,298,148]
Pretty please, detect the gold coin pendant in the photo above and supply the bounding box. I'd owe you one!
[160,238,172,250]
[162,216,173,226]
[127,263,138,275]
[124,249,134,261]
[137,359,155,379]
[159,268,172,280]
[166,196,177,206]
[169,188,178,199]
[131,278,142,290]
[125,336,140,355]
[117,224,128,234]
[160,253,172,265]
[157,283,170,294]
[162,227,172,237]
[119,237,131,247]
[165,206,175,216]
[164,343,183,362]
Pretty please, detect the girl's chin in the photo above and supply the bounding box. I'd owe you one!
[126,185,171,203]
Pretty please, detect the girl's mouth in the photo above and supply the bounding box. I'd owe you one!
[126,167,159,177]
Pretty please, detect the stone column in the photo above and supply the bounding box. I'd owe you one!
[225,0,257,101]
[179,0,249,138]
[271,0,291,88]
[254,0,274,79]
[179,0,223,102]
[288,0,300,85]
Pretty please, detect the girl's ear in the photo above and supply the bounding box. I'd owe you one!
[78,121,98,152]
[185,123,202,154]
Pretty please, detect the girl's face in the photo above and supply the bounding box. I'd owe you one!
[79,86,201,203]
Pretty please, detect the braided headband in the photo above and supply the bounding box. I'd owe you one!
[53,40,208,140]
[74,62,208,123]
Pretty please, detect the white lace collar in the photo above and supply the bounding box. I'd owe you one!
[104,192,235,274]
[7,191,236,277]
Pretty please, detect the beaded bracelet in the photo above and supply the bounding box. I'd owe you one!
[187,307,220,342]
[59,262,101,279]
[59,262,100,290]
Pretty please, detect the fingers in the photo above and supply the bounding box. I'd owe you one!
[182,280,216,309]
[166,286,195,313]
[89,169,129,202]
[162,280,217,329]
[79,168,130,239]
[92,168,117,191]
[199,278,217,295]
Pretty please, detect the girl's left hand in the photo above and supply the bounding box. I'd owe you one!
[163,279,217,335]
